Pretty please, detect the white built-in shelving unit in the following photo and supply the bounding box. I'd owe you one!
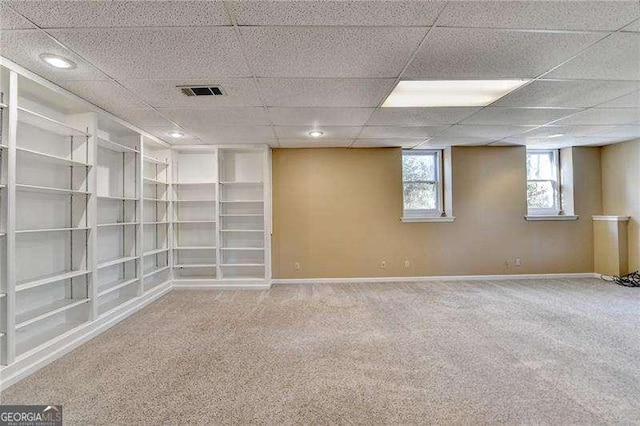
[0,57,271,388]
[95,117,141,317]
[142,139,172,293]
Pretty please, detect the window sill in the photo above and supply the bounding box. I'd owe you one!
[401,216,456,223]
[525,215,579,221]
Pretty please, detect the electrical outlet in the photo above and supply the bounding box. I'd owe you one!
[404,260,410,268]
[515,257,522,267]
[380,260,387,269]
[294,262,301,271]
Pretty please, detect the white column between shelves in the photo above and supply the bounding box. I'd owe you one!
[6,70,17,364]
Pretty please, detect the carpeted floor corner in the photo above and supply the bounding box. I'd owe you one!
[2,278,640,424]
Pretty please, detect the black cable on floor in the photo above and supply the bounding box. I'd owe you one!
[601,271,640,287]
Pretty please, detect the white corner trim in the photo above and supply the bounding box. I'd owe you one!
[525,215,579,221]
[271,272,598,285]
[401,216,456,223]
[592,215,630,222]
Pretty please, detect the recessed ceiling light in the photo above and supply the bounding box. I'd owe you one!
[168,131,184,138]
[39,53,76,69]
[547,133,564,138]
[382,79,530,107]
[308,130,323,138]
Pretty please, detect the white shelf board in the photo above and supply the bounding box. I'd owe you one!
[16,269,90,292]
[174,220,216,224]
[174,199,216,203]
[143,156,168,166]
[97,136,139,153]
[143,247,169,256]
[143,221,170,225]
[143,177,168,185]
[221,263,265,267]
[16,298,90,330]
[220,247,264,251]
[143,265,170,279]
[18,106,89,137]
[220,229,264,232]
[174,264,217,268]
[220,181,263,185]
[98,296,136,316]
[0,293,6,299]
[173,182,216,186]
[16,226,89,234]
[143,198,169,202]
[0,102,7,109]
[220,214,264,217]
[97,222,138,228]
[98,277,139,297]
[17,147,90,167]
[98,195,139,201]
[16,321,87,357]
[97,255,139,269]
[16,183,90,195]
[174,246,216,250]
[220,200,264,203]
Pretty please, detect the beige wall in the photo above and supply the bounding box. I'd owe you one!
[601,138,640,271]
[272,146,602,278]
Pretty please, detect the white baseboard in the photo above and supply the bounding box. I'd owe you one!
[0,282,171,391]
[271,272,599,285]
[172,279,271,290]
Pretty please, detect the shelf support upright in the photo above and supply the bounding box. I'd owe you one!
[136,136,144,296]
[6,71,17,363]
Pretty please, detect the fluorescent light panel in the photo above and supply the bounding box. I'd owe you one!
[382,79,530,107]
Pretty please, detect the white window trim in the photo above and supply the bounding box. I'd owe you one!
[401,148,455,223]
[526,149,562,217]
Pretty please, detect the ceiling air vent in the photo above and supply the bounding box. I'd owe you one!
[179,86,225,97]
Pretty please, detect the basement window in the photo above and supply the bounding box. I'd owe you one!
[401,149,454,223]
[525,148,578,221]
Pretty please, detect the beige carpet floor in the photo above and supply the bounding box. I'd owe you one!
[2,278,640,424]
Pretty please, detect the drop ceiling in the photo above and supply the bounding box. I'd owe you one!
[0,0,638,149]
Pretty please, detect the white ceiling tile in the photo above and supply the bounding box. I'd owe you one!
[0,3,36,29]
[49,27,250,79]
[352,139,424,148]
[623,19,640,32]
[229,1,444,26]
[360,126,446,138]
[258,78,394,107]
[368,107,481,126]
[493,80,640,108]
[5,0,230,28]
[58,80,147,111]
[241,27,427,78]
[121,79,262,108]
[278,139,352,148]
[142,127,201,145]
[461,108,580,125]
[553,108,640,125]
[193,126,276,144]
[158,107,271,127]
[597,90,640,108]
[518,125,615,138]
[589,124,640,138]
[110,108,174,128]
[438,1,640,31]
[267,107,373,126]
[437,125,534,139]
[0,29,108,82]
[503,135,630,148]
[546,33,640,81]
[415,137,491,148]
[403,27,602,78]
[275,126,361,139]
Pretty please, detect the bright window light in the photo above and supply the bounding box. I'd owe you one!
[382,80,530,107]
